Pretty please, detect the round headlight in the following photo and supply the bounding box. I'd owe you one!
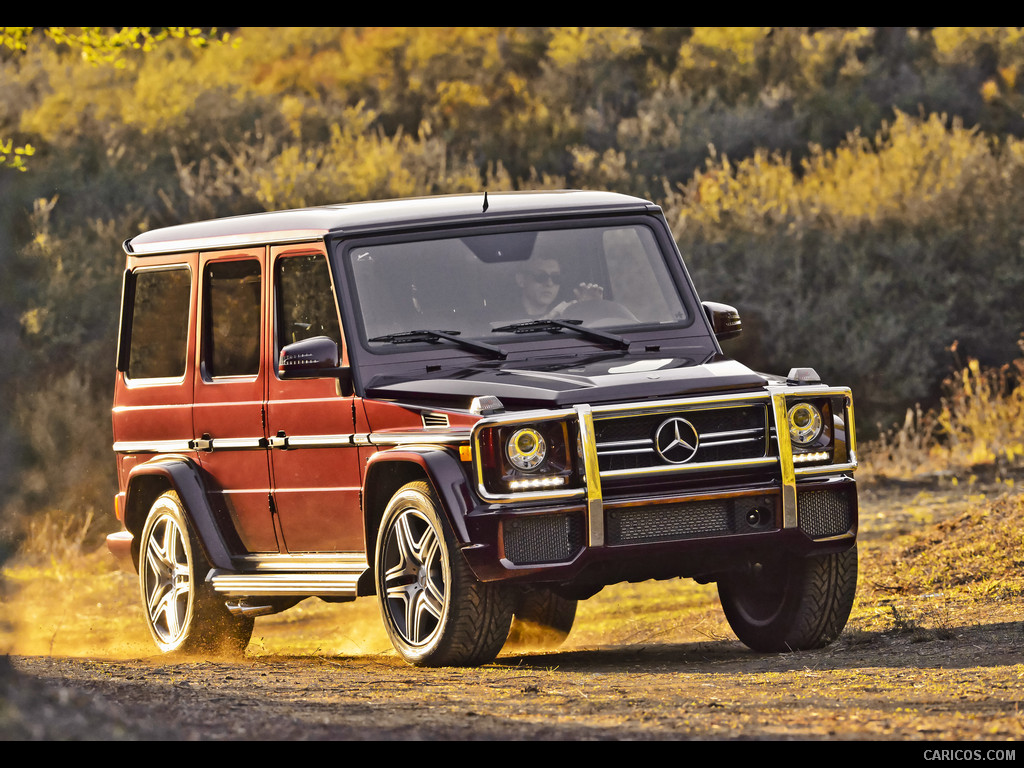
[506,427,547,471]
[788,402,823,446]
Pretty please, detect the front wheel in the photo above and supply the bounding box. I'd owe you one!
[717,545,858,652]
[138,491,253,655]
[375,481,514,666]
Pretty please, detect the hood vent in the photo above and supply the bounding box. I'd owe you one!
[421,412,450,428]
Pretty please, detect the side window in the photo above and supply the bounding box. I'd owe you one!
[127,267,191,380]
[275,253,342,350]
[203,259,262,378]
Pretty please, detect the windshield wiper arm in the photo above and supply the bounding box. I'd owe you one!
[370,329,507,359]
[491,319,630,350]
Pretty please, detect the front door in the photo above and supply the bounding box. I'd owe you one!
[265,246,363,553]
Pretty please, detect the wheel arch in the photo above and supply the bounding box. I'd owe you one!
[361,447,475,588]
[123,455,233,572]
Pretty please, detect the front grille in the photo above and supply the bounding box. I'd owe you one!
[606,496,777,545]
[503,513,585,565]
[798,486,855,538]
[593,403,768,473]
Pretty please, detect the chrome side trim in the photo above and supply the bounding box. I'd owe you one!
[367,430,470,445]
[113,434,372,454]
[280,435,355,449]
[112,440,194,454]
[212,437,266,450]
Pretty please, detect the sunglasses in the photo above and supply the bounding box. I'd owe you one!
[528,270,561,285]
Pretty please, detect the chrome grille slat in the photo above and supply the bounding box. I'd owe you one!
[593,402,769,476]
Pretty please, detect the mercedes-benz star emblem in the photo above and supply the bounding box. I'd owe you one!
[654,417,700,464]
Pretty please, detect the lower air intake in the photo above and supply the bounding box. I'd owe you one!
[798,486,855,538]
[503,513,585,565]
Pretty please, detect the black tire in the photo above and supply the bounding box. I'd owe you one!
[375,481,514,666]
[717,545,858,652]
[138,491,253,655]
[506,587,577,649]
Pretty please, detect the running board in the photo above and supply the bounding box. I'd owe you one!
[208,552,369,599]
[209,570,364,597]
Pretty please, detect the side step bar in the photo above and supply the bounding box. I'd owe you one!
[207,554,370,617]
[210,570,364,598]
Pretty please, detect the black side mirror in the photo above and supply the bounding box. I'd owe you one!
[702,301,743,341]
[279,336,351,390]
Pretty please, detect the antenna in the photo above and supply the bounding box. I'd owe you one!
[482,190,489,213]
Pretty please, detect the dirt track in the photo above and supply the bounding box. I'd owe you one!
[2,482,1023,741]
[5,623,1023,741]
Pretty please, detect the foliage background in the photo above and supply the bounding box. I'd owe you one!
[2,26,1024,547]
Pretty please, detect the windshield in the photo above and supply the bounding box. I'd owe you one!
[343,222,693,353]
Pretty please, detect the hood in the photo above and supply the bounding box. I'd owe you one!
[362,353,769,410]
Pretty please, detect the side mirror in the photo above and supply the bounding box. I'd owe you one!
[702,301,743,341]
[279,336,351,388]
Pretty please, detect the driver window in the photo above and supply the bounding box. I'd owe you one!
[275,253,342,350]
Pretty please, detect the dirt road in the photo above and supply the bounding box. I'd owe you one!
[2,481,1022,741]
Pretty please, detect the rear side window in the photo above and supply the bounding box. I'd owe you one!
[203,259,262,378]
[127,267,191,380]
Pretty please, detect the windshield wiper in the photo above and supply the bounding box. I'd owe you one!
[370,329,507,359]
[491,319,630,350]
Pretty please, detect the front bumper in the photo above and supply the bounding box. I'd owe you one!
[461,475,857,586]
[462,385,858,588]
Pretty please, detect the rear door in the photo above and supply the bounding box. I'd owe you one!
[192,249,278,553]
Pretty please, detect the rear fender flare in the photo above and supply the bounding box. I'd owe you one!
[122,455,233,571]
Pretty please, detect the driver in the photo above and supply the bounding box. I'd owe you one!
[515,257,604,319]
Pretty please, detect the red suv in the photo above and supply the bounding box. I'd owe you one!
[108,190,859,666]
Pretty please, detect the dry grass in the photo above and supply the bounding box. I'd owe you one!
[861,342,1024,483]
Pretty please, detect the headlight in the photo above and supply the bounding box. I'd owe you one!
[473,416,581,499]
[506,427,547,471]
[788,402,823,446]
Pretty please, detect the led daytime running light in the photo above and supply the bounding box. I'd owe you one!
[508,476,567,490]
[792,451,831,464]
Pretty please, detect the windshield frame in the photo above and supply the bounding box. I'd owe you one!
[331,212,713,374]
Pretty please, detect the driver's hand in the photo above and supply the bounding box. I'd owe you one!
[573,282,604,302]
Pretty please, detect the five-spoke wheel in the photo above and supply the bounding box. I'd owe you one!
[375,482,513,666]
[138,492,253,654]
[379,505,447,649]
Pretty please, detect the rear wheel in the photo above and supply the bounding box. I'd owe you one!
[139,491,253,655]
[506,587,577,649]
[717,545,858,652]
[375,481,514,666]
